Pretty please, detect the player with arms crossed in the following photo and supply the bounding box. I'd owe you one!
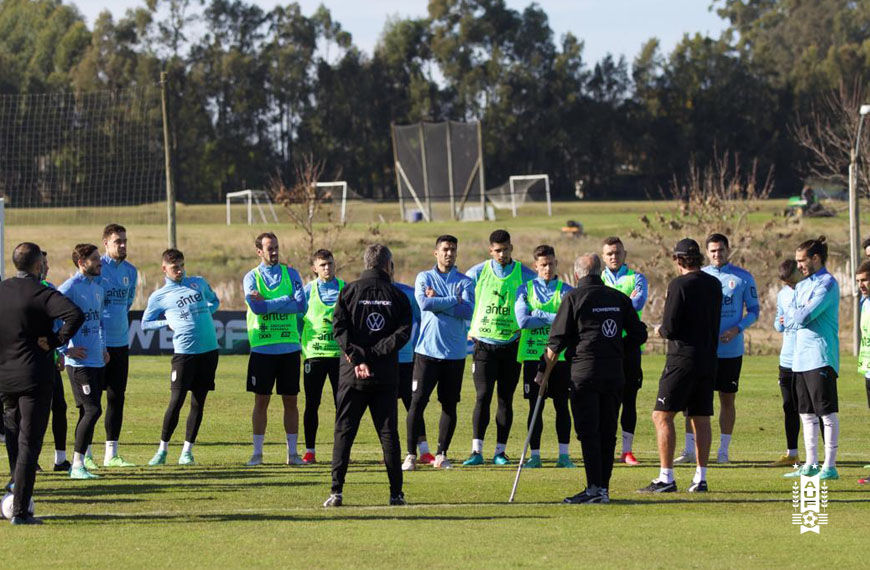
[771,259,802,466]
[144,249,220,466]
[403,235,474,471]
[243,232,307,466]
[464,229,536,465]
[515,245,575,469]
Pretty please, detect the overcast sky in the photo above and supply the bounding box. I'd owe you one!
[70,0,729,65]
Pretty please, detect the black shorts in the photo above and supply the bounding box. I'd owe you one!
[397,361,414,403]
[522,360,569,400]
[794,366,838,415]
[66,366,104,407]
[104,346,130,393]
[246,351,300,395]
[472,339,521,392]
[714,356,742,393]
[171,350,219,392]
[654,356,715,416]
[412,354,465,404]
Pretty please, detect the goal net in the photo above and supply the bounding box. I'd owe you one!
[226,189,279,225]
[0,85,166,227]
[486,174,552,217]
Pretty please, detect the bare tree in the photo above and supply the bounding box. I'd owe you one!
[792,81,870,195]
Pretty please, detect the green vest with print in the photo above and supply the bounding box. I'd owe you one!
[517,280,566,362]
[246,265,300,348]
[469,261,523,342]
[301,279,345,359]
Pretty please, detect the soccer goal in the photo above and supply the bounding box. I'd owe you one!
[0,196,5,280]
[315,181,348,224]
[226,189,279,225]
[486,174,552,217]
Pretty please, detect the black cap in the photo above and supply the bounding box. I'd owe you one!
[673,238,700,256]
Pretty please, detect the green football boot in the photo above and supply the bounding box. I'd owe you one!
[104,456,135,467]
[555,454,577,468]
[784,464,820,478]
[492,452,511,466]
[462,452,484,466]
[818,466,839,480]
[83,455,100,471]
[178,450,195,465]
[524,455,542,469]
[148,450,167,466]
[69,466,99,480]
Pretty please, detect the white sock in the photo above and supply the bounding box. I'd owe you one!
[182,441,194,453]
[306,448,315,454]
[286,433,298,456]
[530,449,540,457]
[800,414,820,466]
[418,440,430,455]
[54,450,67,465]
[558,443,570,455]
[658,467,674,484]
[694,465,707,483]
[252,434,264,455]
[685,433,695,455]
[719,433,731,453]
[494,442,506,456]
[72,452,85,469]
[158,440,169,452]
[472,439,483,454]
[622,431,634,454]
[787,448,798,458]
[105,440,118,459]
[86,444,93,458]
[821,413,839,469]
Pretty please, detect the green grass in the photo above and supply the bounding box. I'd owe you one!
[3,354,868,567]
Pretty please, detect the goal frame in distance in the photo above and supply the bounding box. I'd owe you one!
[509,174,552,218]
[225,189,279,226]
[314,181,348,225]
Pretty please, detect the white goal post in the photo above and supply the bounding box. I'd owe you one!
[315,181,348,225]
[0,197,5,280]
[226,189,278,225]
[509,174,551,218]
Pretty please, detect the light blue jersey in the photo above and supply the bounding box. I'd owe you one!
[58,272,106,368]
[142,275,220,354]
[466,259,535,345]
[414,265,475,360]
[514,277,574,329]
[602,265,647,312]
[303,278,341,305]
[792,268,839,373]
[395,282,420,364]
[100,254,137,347]
[243,263,306,355]
[774,285,797,369]
[702,263,760,358]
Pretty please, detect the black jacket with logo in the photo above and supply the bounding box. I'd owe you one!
[0,273,85,393]
[333,268,412,391]
[547,275,647,391]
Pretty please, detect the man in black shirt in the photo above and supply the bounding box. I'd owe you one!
[325,244,412,507]
[0,243,84,524]
[537,254,646,504]
[639,238,722,494]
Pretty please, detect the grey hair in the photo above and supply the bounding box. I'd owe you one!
[574,253,602,279]
[364,243,392,270]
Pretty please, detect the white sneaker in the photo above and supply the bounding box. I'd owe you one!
[674,449,696,464]
[286,454,303,465]
[402,454,416,471]
[433,453,452,469]
[717,450,730,464]
[246,453,263,466]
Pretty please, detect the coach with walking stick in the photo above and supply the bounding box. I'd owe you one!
[0,243,84,525]
[535,253,646,504]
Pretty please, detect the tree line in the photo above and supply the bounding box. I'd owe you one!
[1,0,868,203]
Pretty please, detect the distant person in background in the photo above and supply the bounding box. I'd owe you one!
[771,259,802,467]
[0,242,83,524]
[601,236,648,466]
[862,237,870,260]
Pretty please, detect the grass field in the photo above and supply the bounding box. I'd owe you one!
[2,354,868,567]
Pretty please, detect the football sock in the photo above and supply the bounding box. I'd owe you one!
[494,442,506,456]
[821,413,838,469]
[54,450,67,465]
[472,439,483,454]
[622,431,634,454]
[86,444,93,458]
[105,440,118,459]
[418,440,430,455]
[685,433,695,454]
[558,443,570,455]
[252,434,264,455]
[182,441,194,454]
[72,452,85,469]
[305,448,315,455]
[799,414,819,466]
[658,467,674,484]
[530,449,540,457]
[286,433,298,456]
[719,433,731,453]
[158,440,169,452]
[787,448,798,458]
[693,465,707,483]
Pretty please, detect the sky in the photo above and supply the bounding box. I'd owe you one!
[70,0,729,65]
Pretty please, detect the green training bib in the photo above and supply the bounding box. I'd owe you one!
[246,265,300,348]
[517,280,565,362]
[301,278,345,359]
[860,301,870,374]
[469,260,523,342]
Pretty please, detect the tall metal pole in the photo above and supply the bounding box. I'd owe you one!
[446,121,456,220]
[0,197,5,280]
[160,71,177,249]
[390,123,405,222]
[419,123,432,222]
[850,157,860,355]
[476,121,486,218]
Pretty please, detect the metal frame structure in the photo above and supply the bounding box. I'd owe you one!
[315,181,349,225]
[508,174,552,218]
[225,189,278,226]
[0,197,5,279]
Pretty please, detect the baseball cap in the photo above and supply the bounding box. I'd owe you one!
[673,238,701,256]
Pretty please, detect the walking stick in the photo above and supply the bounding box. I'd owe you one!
[508,373,549,503]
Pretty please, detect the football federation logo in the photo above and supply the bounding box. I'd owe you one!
[792,472,829,534]
[601,318,618,338]
[366,312,385,332]
[728,279,736,289]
